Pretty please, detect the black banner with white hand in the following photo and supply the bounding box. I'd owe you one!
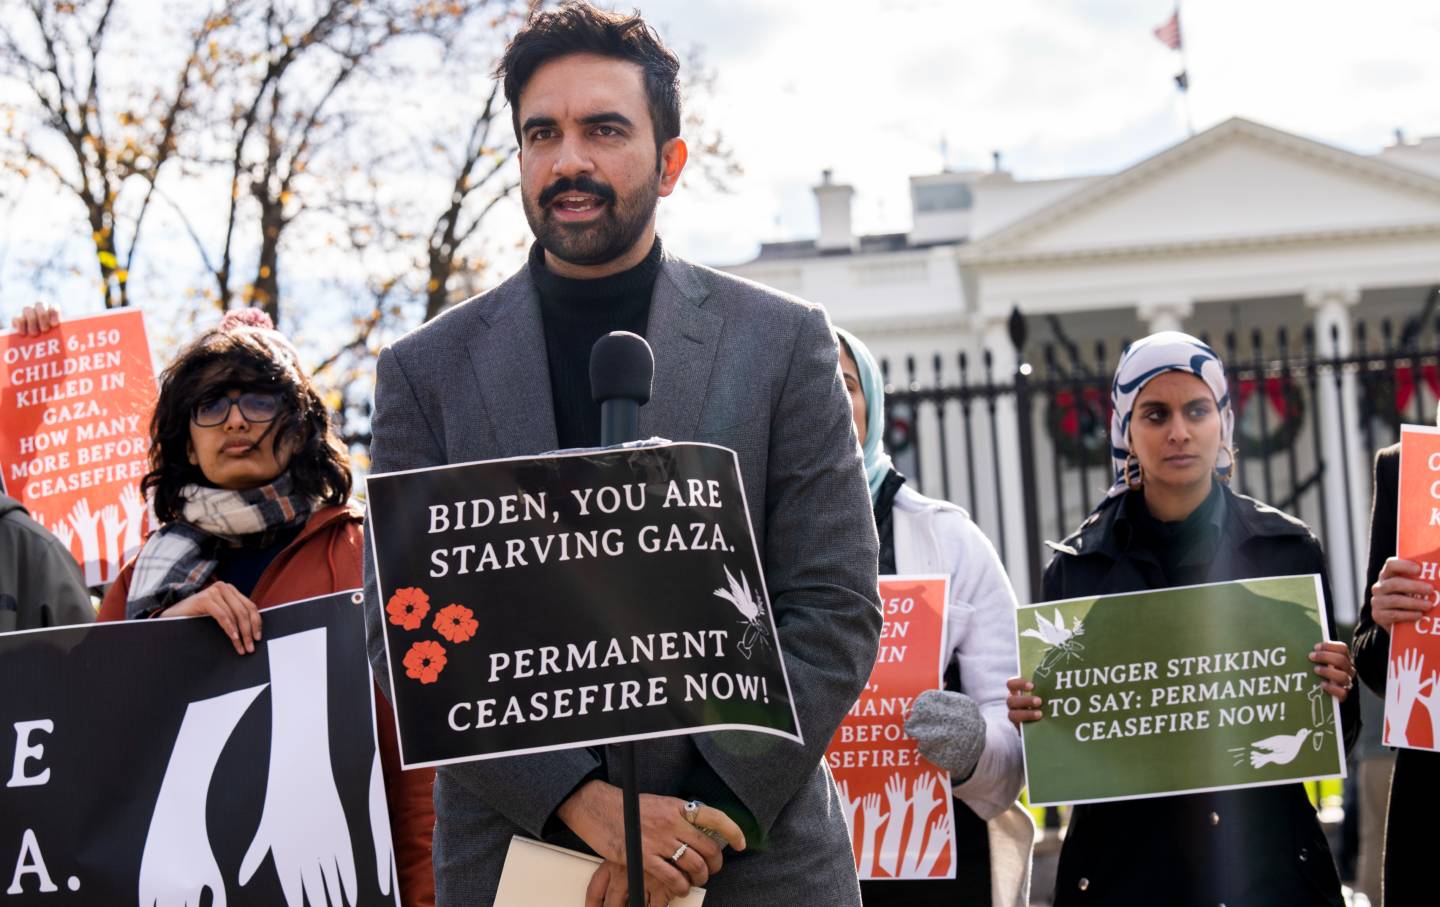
[365,441,801,768]
[1,592,398,906]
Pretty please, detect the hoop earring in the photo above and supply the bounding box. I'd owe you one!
[1219,446,1238,484]
[1125,452,1143,491]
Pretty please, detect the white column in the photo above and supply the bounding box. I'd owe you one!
[1304,284,1365,623]
[1136,299,1195,335]
[982,314,1032,604]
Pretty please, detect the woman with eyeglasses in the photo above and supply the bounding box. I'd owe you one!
[98,309,436,907]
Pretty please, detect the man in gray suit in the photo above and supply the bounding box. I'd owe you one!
[363,4,880,904]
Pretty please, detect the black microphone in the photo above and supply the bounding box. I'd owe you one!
[590,331,654,447]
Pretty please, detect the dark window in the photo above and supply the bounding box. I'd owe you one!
[914,182,973,213]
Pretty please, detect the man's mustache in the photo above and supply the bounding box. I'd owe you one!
[538,176,617,209]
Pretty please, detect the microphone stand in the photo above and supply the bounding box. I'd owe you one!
[600,380,645,907]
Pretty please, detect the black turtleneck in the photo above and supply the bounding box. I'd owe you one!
[531,238,663,449]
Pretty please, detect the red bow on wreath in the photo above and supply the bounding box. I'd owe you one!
[1235,377,1293,419]
[1395,364,1440,413]
[1053,387,1106,438]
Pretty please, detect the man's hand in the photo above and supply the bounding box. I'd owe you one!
[11,303,60,335]
[1371,558,1435,630]
[585,860,674,907]
[557,781,745,896]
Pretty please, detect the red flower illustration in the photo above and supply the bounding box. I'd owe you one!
[387,587,430,631]
[434,603,478,644]
[403,640,447,684]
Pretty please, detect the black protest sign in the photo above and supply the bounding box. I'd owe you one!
[1,592,399,907]
[365,441,802,768]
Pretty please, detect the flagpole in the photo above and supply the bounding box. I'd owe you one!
[1176,0,1194,136]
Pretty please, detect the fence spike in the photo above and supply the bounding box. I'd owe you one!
[1008,306,1028,351]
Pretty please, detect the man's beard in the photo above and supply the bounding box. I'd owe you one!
[524,172,659,268]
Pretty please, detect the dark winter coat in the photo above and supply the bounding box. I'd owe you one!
[0,493,93,631]
[1351,442,1435,907]
[1043,483,1359,907]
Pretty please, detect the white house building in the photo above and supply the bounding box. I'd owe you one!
[722,117,1440,615]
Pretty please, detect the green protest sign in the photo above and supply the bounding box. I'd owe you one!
[1017,575,1345,806]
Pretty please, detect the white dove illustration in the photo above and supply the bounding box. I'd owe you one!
[1021,609,1080,646]
[713,565,769,658]
[1234,728,1311,769]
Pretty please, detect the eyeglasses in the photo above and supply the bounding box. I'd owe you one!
[192,392,281,427]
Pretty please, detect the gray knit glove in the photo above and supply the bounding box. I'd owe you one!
[905,689,986,781]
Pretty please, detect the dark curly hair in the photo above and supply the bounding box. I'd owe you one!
[142,325,351,524]
[497,1,681,154]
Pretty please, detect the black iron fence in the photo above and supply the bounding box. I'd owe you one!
[880,306,1440,617]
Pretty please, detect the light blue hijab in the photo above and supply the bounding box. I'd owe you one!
[835,327,894,503]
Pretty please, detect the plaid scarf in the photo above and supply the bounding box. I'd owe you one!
[125,475,312,619]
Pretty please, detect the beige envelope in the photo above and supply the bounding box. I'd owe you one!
[494,836,707,906]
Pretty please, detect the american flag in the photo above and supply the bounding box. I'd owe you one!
[1154,10,1182,50]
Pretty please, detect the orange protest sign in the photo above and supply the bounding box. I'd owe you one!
[0,310,157,586]
[1384,425,1440,750]
[826,575,954,880]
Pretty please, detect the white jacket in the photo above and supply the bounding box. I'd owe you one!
[890,483,1034,907]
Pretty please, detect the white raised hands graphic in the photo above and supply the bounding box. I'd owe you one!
[239,628,358,907]
[836,779,860,836]
[139,685,267,907]
[1388,649,1427,746]
[877,773,911,876]
[66,499,103,585]
[900,774,943,876]
[857,793,884,878]
[100,503,126,583]
[48,518,74,556]
[120,484,147,560]
[913,812,954,877]
[368,750,395,897]
[1412,668,1440,747]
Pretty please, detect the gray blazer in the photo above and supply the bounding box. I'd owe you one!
[363,249,882,905]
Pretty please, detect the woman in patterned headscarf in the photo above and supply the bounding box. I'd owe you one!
[1005,331,1359,906]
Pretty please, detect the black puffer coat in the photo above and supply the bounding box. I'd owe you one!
[1043,484,1359,907]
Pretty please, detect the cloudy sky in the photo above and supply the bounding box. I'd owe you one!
[2,0,1437,320]
[640,0,1440,266]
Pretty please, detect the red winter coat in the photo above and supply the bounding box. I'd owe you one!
[101,503,435,907]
